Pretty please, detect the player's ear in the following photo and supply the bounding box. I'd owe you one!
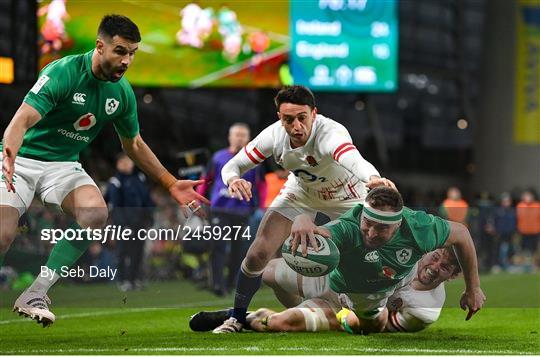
[312,106,318,116]
[96,38,104,54]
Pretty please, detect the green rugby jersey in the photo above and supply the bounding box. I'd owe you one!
[3,50,139,162]
[326,204,450,294]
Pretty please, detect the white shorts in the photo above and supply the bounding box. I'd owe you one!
[268,180,363,222]
[274,258,404,319]
[0,155,97,216]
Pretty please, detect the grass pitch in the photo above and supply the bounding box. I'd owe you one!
[1,273,539,355]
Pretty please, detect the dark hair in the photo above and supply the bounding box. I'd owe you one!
[274,85,316,111]
[441,247,462,276]
[98,14,141,42]
[365,187,403,212]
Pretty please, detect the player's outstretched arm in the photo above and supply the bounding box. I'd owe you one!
[326,137,396,190]
[1,103,42,192]
[444,221,486,320]
[119,135,210,217]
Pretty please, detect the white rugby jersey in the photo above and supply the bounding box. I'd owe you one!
[222,114,380,202]
[386,264,446,332]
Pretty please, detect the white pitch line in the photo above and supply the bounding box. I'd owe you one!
[0,346,534,355]
[189,44,289,88]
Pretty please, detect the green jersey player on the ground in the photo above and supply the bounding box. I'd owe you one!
[0,14,209,327]
[192,187,486,334]
[286,186,485,333]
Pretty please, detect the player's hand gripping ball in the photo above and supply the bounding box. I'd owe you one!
[281,234,340,277]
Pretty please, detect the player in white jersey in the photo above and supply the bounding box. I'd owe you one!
[191,247,459,333]
[213,85,396,333]
[384,265,447,332]
[342,247,461,333]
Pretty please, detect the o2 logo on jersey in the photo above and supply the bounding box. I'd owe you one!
[73,113,97,131]
[293,169,327,183]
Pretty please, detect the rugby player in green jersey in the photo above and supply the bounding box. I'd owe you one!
[288,186,485,333]
[0,14,209,326]
[190,187,485,334]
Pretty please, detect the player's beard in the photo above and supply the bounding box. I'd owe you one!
[110,67,127,82]
[102,62,127,82]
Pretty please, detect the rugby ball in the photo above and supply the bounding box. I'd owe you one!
[281,234,340,277]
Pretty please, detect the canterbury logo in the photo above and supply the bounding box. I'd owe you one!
[364,251,380,262]
[72,93,86,105]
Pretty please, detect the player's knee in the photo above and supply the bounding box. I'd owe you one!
[245,249,269,271]
[77,207,108,229]
[262,260,278,287]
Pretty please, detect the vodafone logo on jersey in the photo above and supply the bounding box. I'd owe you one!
[73,113,97,131]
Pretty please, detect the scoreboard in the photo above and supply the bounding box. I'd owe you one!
[290,0,398,92]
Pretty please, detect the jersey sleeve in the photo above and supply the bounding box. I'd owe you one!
[113,84,139,139]
[408,210,451,253]
[23,61,72,117]
[324,218,355,252]
[221,124,275,185]
[319,124,379,182]
[324,205,362,251]
[386,308,440,332]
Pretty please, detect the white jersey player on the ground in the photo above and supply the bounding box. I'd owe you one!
[263,247,458,333]
[213,85,396,333]
[385,268,446,332]
[352,247,460,333]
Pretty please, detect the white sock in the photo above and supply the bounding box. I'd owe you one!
[28,267,60,294]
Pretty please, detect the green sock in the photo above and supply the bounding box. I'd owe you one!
[45,223,93,272]
[0,255,4,267]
